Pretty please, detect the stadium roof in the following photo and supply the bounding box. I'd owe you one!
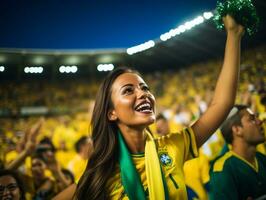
[0,0,265,80]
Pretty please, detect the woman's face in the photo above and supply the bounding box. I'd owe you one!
[0,175,21,200]
[109,73,156,129]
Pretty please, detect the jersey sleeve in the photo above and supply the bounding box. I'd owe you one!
[156,126,198,164]
[182,127,199,161]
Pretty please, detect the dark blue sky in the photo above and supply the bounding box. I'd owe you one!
[1,0,216,49]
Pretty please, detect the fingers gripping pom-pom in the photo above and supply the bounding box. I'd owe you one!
[213,0,259,35]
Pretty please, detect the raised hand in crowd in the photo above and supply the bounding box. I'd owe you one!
[6,117,44,170]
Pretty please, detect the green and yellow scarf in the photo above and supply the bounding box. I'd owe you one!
[118,130,169,200]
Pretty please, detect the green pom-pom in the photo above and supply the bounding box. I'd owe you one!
[213,0,260,35]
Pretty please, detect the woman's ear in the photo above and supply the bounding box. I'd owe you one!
[108,109,118,121]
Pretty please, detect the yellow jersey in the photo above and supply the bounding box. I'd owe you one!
[107,127,198,199]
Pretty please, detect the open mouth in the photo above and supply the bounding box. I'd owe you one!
[135,102,153,113]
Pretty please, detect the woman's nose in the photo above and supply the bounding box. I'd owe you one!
[136,88,149,99]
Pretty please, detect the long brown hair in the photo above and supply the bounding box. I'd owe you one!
[75,67,136,199]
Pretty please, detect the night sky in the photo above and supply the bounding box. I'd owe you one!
[1,0,216,49]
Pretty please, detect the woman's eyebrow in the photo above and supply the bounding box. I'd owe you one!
[119,84,133,92]
[120,83,133,89]
[139,82,147,86]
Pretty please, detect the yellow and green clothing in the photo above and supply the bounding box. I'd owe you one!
[210,151,266,200]
[107,127,198,199]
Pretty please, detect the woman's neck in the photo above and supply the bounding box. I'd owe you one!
[118,125,146,154]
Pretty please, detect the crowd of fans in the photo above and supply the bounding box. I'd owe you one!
[0,45,265,199]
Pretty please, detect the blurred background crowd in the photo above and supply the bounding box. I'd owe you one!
[0,45,265,199]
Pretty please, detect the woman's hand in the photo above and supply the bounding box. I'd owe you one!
[223,15,245,37]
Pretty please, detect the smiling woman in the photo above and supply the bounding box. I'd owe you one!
[108,72,156,131]
[73,15,244,200]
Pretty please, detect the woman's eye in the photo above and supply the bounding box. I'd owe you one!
[142,85,150,91]
[122,88,133,94]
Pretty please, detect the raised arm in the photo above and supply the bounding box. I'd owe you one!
[192,15,244,147]
[6,118,44,170]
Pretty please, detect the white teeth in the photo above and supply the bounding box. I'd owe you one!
[141,109,151,112]
[136,103,151,111]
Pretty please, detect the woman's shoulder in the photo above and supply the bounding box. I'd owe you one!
[155,127,194,142]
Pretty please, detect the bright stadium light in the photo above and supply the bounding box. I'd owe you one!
[97,64,114,72]
[36,67,43,73]
[59,65,78,73]
[97,64,102,71]
[24,67,29,73]
[65,66,71,73]
[160,33,170,41]
[59,66,66,73]
[159,11,212,42]
[203,12,213,20]
[193,16,204,25]
[72,65,78,73]
[184,21,193,30]
[178,25,186,33]
[127,40,155,55]
[0,66,5,72]
[24,66,43,73]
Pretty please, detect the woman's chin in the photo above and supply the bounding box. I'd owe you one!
[141,117,156,126]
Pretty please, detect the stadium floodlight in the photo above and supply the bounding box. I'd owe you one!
[160,33,170,41]
[159,11,213,42]
[65,67,71,73]
[59,65,78,73]
[178,25,186,33]
[97,64,114,72]
[0,66,5,72]
[127,40,155,55]
[72,65,78,73]
[203,12,213,20]
[24,67,29,73]
[59,66,66,73]
[24,66,43,74]
[184,21,194,30]
[37,67,43,73]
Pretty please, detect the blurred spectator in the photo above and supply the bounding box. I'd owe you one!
[155,113,170,136]
[67,136,92,182]
[35,139,72,193]
[209,105,266,199]
[30,154,56,199]
[0,169,26,200]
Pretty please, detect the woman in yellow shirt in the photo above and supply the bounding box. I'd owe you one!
[75,15,244,200]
